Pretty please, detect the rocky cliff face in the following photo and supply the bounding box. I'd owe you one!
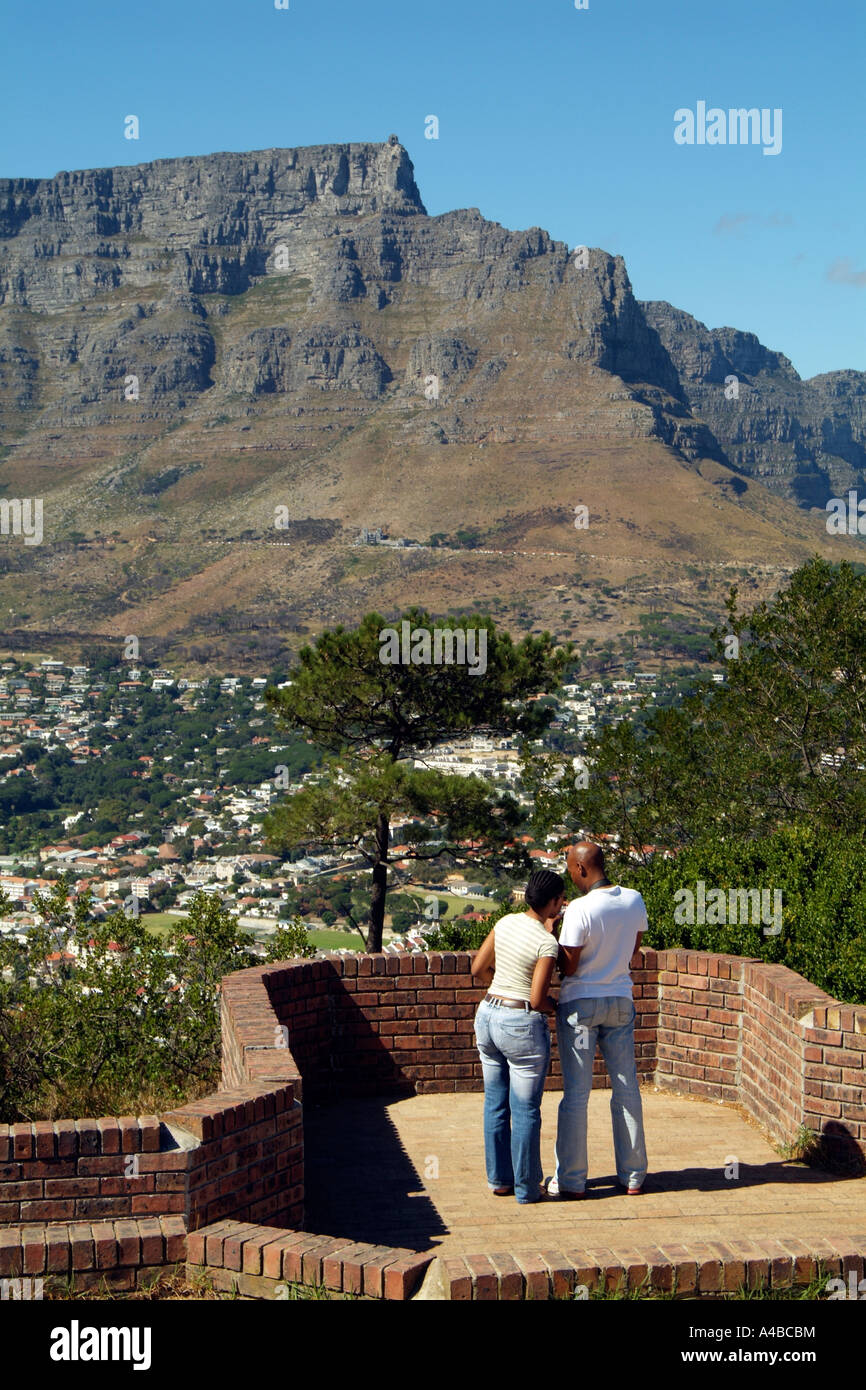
[641,301,866,504]
[0,142,424,294]
[3,140,861,504]
[0,141,716,454]
[0,140,862,659]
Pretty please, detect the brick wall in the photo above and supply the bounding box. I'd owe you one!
[221,950,864,1163]
[2,945,862,1296]
[654,950,744,1104]
[0,1217,186,1293]
[741,962,830,1148]
[164,1084,303,1230]
[223,952,659,1104]
[801,1001,866,1163]
[0,1085,303,1235]
[0,1116,165,1226]
[651,949,865,1164]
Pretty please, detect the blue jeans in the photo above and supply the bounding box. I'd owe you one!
[473,998,550,1203]
[554,995,647,1191]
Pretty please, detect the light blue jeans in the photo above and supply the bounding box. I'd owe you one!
[474,997,550,1203]
[554,995,647,1192]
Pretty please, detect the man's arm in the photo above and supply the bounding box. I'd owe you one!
[558,944,583,977]
[541,907,575,977]
[557,901,587,977]
[631,906,646,964]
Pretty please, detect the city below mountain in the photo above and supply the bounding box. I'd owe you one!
[0,139,863,671]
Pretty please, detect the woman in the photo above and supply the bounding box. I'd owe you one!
[471,869,566,1204]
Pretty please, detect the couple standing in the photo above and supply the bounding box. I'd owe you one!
[471,842,648,1203]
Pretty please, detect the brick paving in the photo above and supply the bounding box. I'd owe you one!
[303,1088,866,1257]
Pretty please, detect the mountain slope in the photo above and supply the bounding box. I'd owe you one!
[0,140,862,669]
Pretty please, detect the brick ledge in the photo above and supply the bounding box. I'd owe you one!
[185,1219,866,1301]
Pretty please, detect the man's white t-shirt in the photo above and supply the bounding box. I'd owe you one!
[558,885,647,1002]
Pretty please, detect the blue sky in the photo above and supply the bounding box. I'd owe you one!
[2,0,863,378]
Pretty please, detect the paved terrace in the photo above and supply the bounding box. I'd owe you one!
[304,1088,866,1284]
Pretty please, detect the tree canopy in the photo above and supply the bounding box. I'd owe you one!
[264,609,570,949]
[530,558,866,857]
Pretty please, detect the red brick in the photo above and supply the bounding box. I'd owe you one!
[20,1227,46,1275]
[3,1181,42,1201]
[763,1240,794,1287]
[383,1256,431,1301]
[538,1250,576,1298]
[131,1194,186,1216]
[487,1251,525,1300]
[45,1227,72,1274]
[92,1222,119,1269]
[238,1229,284,1275]
[69,1224,94,1272]
[137,1218,164,1265]
[303,1237,355,1286]
[114,1221,142,1267]
[116,1117,140,1155]
[441,1255,473,1300]
[0,1229,22,1277]
[265,1233,313,1281]
[321,1240,370,1291]
[32,1122,56,1160]
[340,1243,390,1295]
[219,1222,257,1272]
[12,1125,33,1160]
[513,1252,550,1300]
[96,1119,121,1154]
[21,1200,75,1221]
[658,1247,697,1294]
[74,1120,100,1156]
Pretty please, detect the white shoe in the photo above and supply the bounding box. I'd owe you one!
[545,1177,584,1199]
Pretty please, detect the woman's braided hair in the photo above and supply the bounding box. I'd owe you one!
[524,868,566,913]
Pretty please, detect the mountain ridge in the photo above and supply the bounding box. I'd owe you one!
[0,140,863,669]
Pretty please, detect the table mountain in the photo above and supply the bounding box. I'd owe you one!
[0,140,862,668]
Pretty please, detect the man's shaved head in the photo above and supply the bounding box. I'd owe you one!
[565,840,607,890]
[571,841,606,874]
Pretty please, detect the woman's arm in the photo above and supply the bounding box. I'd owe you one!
[471,928,496,986]
[530,955,557,1013]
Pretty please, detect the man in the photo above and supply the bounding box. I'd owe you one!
[548,841,648,1197]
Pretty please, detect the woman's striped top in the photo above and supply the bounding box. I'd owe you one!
[489,912,559,1002]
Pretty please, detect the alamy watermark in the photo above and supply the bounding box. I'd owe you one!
[1,1277,44,1300]
[826,1272,866,1300]
[378,621,487,676]
[0,498,43,545]
[674,881,782,937]
[674,103,782,156]
[826,491,866,535]
[50,1324,151,1370]
[573,756,589,789]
